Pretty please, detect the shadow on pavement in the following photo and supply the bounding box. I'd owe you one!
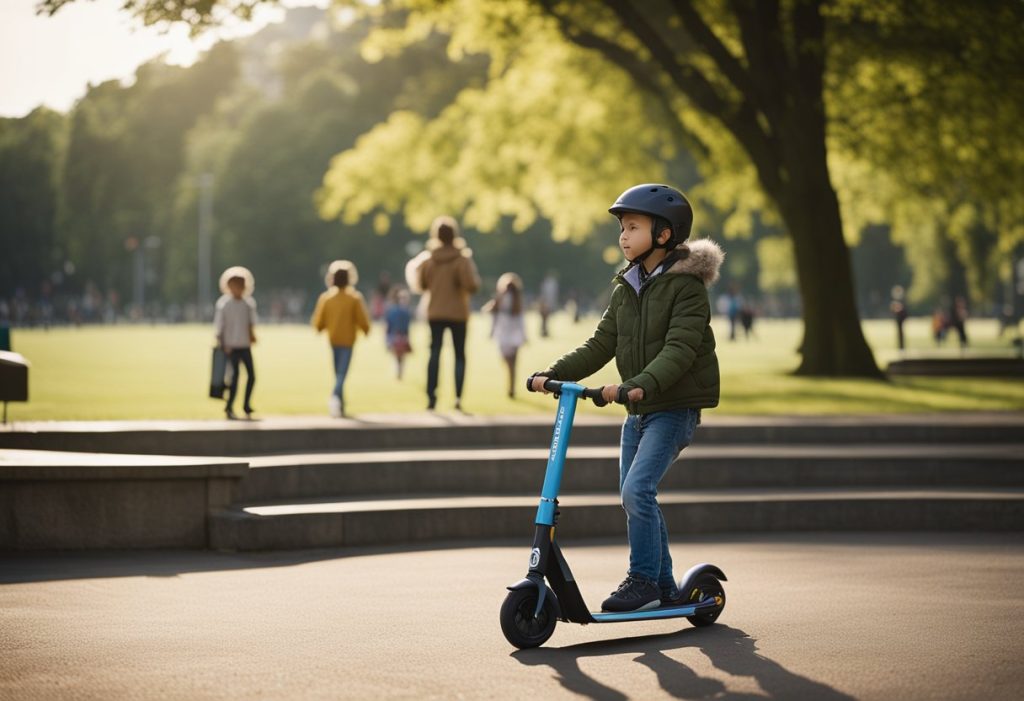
[0,539,524,584]
[512,625,855,701]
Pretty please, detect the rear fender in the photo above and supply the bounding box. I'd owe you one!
[678,563,727,597]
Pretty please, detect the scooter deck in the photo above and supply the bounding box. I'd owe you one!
[589,599,718,623]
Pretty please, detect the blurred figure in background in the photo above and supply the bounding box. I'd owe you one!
[725,283,743,341]
[950,295,969,350]
[214,266,257,420]
[371,271,392,321]
[484,273,527,398]
[739,300,756,340]
[932,304,950,346]
[890,285,908,352]
[312,260,370,418]
[538,271,560,338]
[385,287,413,380]
[406,215,481,411]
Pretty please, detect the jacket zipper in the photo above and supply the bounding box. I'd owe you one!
[621,272,661,408]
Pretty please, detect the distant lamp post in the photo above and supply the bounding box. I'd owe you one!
[197,173,215,320]
[125,236,161,312]
[124,236,144,310]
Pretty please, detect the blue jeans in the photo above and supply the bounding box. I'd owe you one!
[332,346,353,400]
[619,408,701,590]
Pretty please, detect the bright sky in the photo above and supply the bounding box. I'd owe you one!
[0,0,324,118]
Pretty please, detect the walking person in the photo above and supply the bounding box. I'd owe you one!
[890,285,908,352]
[950,295,969,351]
[214,266,257,420]
[384,287,413,379]
[311,260,370,418]
[405,215,481,411]
[726,284,742,341]
[484,273,527,398]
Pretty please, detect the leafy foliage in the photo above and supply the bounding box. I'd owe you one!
[0,108,66,297]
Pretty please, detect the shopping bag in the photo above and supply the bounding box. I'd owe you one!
[210,347,228,398]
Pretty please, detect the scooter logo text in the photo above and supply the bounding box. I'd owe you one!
[529,548,541,568]
[549,406,565,461]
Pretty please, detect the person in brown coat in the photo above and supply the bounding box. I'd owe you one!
[406,215,481,410]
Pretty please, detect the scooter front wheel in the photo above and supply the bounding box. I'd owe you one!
[686,573,726,627]
[500,587,557,649]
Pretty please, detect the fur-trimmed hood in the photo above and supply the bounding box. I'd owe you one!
[665,238,725,288]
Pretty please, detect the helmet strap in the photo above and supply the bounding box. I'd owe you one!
[626,244,656,266]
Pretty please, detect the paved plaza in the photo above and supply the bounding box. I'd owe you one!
[2,532,1022,700]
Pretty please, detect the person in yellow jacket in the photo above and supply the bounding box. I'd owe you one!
[312,260,370,417]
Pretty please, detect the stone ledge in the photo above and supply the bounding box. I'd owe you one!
[0,449,248,480]
[209,488,1024,550]
[887,357,1024,376]
[0,449,249,550]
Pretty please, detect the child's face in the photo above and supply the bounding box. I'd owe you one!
[227,278,245,298]
[618,212,653,259]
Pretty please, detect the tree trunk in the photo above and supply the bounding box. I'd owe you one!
[731,0,882,377]
[776,172,882,377]
[764,101,882,377]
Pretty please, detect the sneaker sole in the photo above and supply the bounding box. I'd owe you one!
[601,598,662,613]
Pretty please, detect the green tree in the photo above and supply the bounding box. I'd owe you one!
[0,108,66,298]
[828,2,1024,310]
[58,43,239,301]
[164,15,492,306]
[42,0,1024,367]
[315,0,887,376]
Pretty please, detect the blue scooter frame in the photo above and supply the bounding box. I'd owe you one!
[500,379,727,649]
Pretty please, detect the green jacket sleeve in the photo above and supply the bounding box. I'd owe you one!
[547,286,620,381]
[623,279,708,397]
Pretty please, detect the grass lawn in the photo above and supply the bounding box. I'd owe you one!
[5,313,1023,420]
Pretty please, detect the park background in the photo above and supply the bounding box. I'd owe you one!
[2,0,1023,419]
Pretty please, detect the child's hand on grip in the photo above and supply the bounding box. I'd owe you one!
[602,384,644,403]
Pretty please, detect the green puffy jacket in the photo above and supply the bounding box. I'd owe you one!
[546,239,724,414]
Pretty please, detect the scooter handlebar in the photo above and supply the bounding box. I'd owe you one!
[526,377,620,407]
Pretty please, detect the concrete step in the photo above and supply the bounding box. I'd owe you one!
[3,413,1022,456]
[0,450,248,550]
[210,488,1024,550]
[236,444,1024,502]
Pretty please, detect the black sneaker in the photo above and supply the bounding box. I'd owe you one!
[601,575,661,612]
[660,585,680,604]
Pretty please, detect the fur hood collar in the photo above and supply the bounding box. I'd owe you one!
[619,238,725,289]
[665,238,725,287]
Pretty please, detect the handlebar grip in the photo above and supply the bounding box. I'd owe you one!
[524,377,620,407]
[526,376,565,394]
[543,379,563,394]
[582,387,608,407]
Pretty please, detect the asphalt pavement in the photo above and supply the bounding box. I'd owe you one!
[2,533,1022,700]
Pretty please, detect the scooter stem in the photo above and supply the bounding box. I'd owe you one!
[535,382,584,526]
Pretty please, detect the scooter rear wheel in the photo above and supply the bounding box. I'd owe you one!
[500,587,557,648]
[685,573,726,627]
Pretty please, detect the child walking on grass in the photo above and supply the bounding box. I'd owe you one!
[214,266,257,420]
[311,260,370,418]
[530,184,724,612]
[385,287,413,379]
[483,273,527,398]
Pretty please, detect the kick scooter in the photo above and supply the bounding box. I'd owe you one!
[499,379,727,649]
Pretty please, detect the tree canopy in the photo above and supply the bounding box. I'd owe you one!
[14,0,1024,350]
